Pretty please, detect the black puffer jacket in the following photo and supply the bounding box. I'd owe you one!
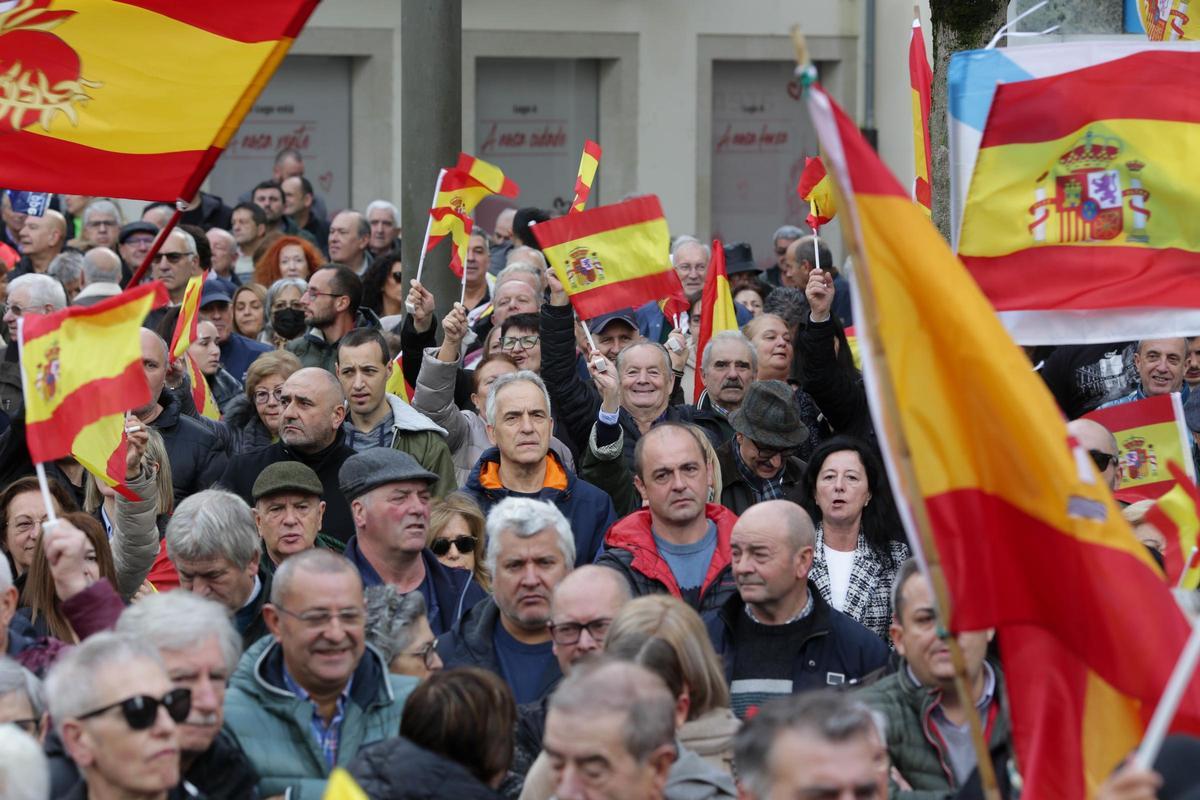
[349,736,504,800]
[152,391,229,504]
[221,394,275,455]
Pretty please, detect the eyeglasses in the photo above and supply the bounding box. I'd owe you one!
[500,334,539,351]
[399,639,440,669]
[77,688,191,730]
[253,387,284,405]
[274,604,365,629]
[303,287,344,299]
[390,271,404,283]
[745,438,793,460]
[0,303,34,317]
[548,618,613,646]
[151,251,191,264]
[125,236,156,247]
[1090,449,1118,472]
[11,515,47,536]
[86,219,117,229]
[430,535,477,557]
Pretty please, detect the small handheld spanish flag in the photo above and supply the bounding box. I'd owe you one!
[428,206,473,278]
[571,139,602,213]
[797,156,836,232]
[169,271,207,358]
[186,353,220,421]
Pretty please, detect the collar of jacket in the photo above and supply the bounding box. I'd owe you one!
[251,634,396,710]
[604,504,737,599]
[384,392,447,438]
[716,579,831,639]
[475,447,570,494]
[281,428,348,470]
[452,594,502,666]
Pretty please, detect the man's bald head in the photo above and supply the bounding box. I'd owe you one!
[1067,418,1121,492]
[278,367,347,453]
[737,500,816,554]
[18,208,66,259]
[83,247,123,285]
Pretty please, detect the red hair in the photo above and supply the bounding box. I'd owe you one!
[253,235,325,287]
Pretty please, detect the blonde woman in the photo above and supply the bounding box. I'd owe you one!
[427,492,490,592]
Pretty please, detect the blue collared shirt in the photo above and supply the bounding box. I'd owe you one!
[282,667,353,767]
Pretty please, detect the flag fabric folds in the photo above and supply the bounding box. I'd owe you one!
[427,153,519,255]
[186,353,220,421]
[571,139,602,213]
[1146,462,1200,589]
[427,207,472,278]
[805,81,1200,799]
[170,271,207,358]
[531,195,684,320]
[909,12,933,215]
[385,353,413,404]
[796,157,837,232]
[1083,393,1196,503]
[693,240,738,403]
[18,281,167,464]
[957,48,1200,344]
[0,0,318,200]
[1139,0,1198,40]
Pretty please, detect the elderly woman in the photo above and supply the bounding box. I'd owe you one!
[233,283,268,340]
[261,277,309,348]
[800,435,909,642]
[363,585,443,680]
[220,350,302,454]
[428,493,490,592]
[743,313,793,382]
[252,235,324,287]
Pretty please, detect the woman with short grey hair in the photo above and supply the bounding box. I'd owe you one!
[364,586,443,681]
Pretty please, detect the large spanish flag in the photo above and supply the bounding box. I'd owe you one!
[958,49,1200,344]
[693,239,738,403]
[1083,393,1196,503]
[909,11,933,215]
[805,81,1200,798]
[18,283,167,497]
[1139,0,1198,40]
[0,0,318,200]
[531,195,684,320]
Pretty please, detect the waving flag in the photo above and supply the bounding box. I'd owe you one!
[385,353,413,404]
[1146,462,1200,589]
[531,195,683,320]
[427,207,473,278]
[805,79,1200,799]
[428,153,518,255]
[570,139,602,213]
[1083,393,1196,503]
[169,271,207,358]
[18,283,167,497]
[797,157,836,232]
[1139,0,1198,40]
[185,352,220,421]
[693,240,738,403]
[909,11,933,215]
[0,0,318,200]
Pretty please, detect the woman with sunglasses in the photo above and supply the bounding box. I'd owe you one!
[360,252,405,321]
[427,492,490,592]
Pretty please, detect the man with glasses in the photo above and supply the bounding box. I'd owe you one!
[80,199,122,249]
[1067,417,1122,493]
[252,461,344,574]
[716,380,809,515]
[288,265,370,374]
[338,448,484,636]
[117,220,158,282]
[149,228,202,305]
[1,273,67,418]
[46,632,197,800]
[224,549,417,799]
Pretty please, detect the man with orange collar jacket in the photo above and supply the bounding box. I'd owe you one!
[596,422,739,613]
[461,371,616,566]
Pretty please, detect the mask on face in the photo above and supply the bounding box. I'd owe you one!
[272,308,306,340]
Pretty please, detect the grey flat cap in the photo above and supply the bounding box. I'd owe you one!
[252,461,324,503]
[338,449,439,501]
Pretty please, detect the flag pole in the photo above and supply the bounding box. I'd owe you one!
[792,27,1002,800]
[414,168,447,288]
[127,204,184,288]
[1134,617,1200,768]
[1178,546,1200,589]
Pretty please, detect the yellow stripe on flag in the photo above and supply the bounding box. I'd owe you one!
[322,768,368,800]
[541,219,668,292]
[73,412,125,491]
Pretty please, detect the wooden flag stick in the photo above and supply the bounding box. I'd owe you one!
[795,41,1002,800]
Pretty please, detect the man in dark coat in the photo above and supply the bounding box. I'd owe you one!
[715,381,809,515]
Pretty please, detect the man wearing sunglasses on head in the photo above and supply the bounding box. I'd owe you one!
[46,632,199,800]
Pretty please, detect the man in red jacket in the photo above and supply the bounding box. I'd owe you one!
[597,422,738,613]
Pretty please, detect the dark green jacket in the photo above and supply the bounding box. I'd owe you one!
[856,660,1012,799]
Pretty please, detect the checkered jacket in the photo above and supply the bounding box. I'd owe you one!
[810,525,909,644]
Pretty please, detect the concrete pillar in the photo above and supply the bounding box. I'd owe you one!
[401,0,462,321]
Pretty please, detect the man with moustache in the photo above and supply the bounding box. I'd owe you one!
[694,330,758,444]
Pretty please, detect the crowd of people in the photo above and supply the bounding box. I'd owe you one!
[0,146,1198,800]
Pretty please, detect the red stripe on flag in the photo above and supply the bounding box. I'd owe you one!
[25,362,150,463]
[115,0,318,42]
[104,432,140,502]
[963,247,1200,310]
[570,271,684,321]
[530,195,665,248]
[980,51,1200,148]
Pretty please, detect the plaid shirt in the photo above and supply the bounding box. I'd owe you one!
[282,667,353,768]
[731,443,786,503]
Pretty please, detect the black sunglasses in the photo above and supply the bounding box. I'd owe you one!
[1089,449,1118,472]
[77,688,191,730]
[151,252,189,264]
[390,271,404,283]
[431,535,477,557]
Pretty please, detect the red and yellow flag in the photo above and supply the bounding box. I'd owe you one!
[322,768,368,800]
[428,153,518,254]
[806,81,1200,799]
[18,283,167,493]
[531,195,684,320]
[169,271,207,358]
[693,239,738,403]
[570,139,602,214]
[1139,0,1198,40]
[1083,393,1196,503]
[958,50,1200,343]
[427,207,472,279]
[909,11,933,215]
[1146,461,1200,589]
[796,156,837,232]
[185,352,220,421]
[0,0,318,200]
[385,353,414,404]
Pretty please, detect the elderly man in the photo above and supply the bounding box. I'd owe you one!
[706,501,887,718]
[339,448,485,635]
[462,371,615,565]
[1100,338,1189,408]
[766,224,804,286]
[859,559,1012,798]
[336,328,456,491]
[287,265,367,373]
[11,209,66,277]
[80,199,122,249]
[224,549,417,799]
[74,247,125,306]
[365,199,399,259]
[219,366,357,540]
[48,251,85,302]
[116,591,258,798]
[733,692,889,800]
[716,381,810,514]
[118,221,157,277]
[488,207,516,273]
[205,227,239,283]
[0,657,43,736]
[459,228,492,312]
[47,633,196,800]
[598,422,739,613]
[166,490,268,650]
[230,203,267,280]
[542,660,679,800]
[328,210,372,277]
[695,330,757,443]
[1067,417,1122,493]
[2,274,67,416]
[150,228,202,306]
[633,236,710,344]
[197,276,272,381]
[438,497,574,704]
[252,461,345,573]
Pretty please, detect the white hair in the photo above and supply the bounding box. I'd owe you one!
[45,633,165,736]
[671,235,710,264]
[8,274,67,311]
[117,591,243,673]
[0,657,44,717]
[206,227,236,247]
[365,200,399,221]
[166,490,261,570]
[0,724,48,800]
[47,251,84,287]
[485,497,575,572]
[82,198,122,226]
[773,224,805,242]
[170,228,197,256]
[701,330,757,374]
[485,370,551,426]
[495,262,545,294]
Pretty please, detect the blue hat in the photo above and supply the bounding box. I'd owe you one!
[590,308,638,334]
[200,276,236,307]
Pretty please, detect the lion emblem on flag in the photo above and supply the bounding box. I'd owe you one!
[34,342,60,403]
[564,246,605,289]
